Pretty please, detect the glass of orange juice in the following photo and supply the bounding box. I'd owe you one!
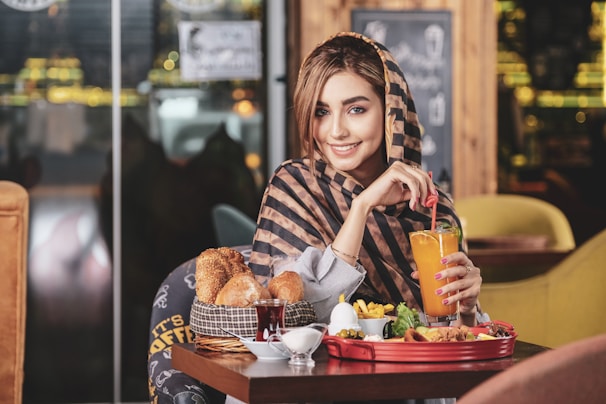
[409,227,460,324]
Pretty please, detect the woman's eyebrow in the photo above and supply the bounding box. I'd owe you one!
[342,95,370,105]
[316,95,370,107]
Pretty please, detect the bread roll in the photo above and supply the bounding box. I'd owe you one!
[268,270,304,303]
[216,246,251,277]
[215,272,271,307]
[195,247,252,303]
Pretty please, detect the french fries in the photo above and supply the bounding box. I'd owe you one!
[352,298,395,319]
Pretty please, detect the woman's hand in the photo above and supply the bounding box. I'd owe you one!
[410,251,482,327]
[356,162,437,211]
[334,162,436,266]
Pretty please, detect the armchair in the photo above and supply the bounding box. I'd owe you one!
[458,332,606,403]
[147,257,226,404]
[455,193,576,251]
[0,181,29,404]
[211,203,257,247]
[479,227,606,348]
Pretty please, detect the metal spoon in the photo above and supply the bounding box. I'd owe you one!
[220,327,254,341]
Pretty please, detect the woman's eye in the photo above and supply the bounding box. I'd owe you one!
[314,108,329,117]
[350,106,365,114]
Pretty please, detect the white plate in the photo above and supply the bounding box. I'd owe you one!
[241,339,290,360]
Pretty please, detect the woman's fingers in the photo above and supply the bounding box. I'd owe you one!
[359,162,435,210]
[434,253,482,306]
[390,163,435,209]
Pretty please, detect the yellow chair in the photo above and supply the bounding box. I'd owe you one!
[455,194,575,251]
[479,227,606,348]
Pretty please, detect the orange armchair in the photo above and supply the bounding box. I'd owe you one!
[458,333,606,404]
[0,181,29,404]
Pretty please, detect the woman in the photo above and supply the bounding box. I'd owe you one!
[249,32,486,327]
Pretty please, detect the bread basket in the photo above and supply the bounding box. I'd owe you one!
[190,298,317,352]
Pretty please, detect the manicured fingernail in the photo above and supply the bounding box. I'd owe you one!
[436,288,443,295]
[442,298,449,305]
[440,258,447,264]
[434,273,442,280]
[412,196,420,210]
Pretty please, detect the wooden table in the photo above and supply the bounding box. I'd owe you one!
[172,341,549,403]
[468,248,570,268]
[466,236,572,282]
[468,249,571,282]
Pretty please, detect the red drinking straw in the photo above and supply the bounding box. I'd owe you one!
[426,171,438,232]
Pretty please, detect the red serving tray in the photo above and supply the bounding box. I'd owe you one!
[322,322,517,362]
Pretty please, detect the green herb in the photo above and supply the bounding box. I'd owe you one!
[436,221,463,244]
[392,302,422,337]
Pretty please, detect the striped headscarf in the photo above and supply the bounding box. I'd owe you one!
[249,32,460,311]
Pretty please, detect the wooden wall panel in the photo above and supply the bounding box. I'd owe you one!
[287,0,497,199]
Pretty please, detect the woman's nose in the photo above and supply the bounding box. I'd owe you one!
[330,116,347,138]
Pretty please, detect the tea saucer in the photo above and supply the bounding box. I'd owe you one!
[241,339,289,360]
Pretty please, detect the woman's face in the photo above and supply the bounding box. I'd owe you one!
[313,71,385,186]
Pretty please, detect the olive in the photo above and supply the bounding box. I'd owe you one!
[383,320,395,339]
[336,329,349,338]
[336,328,365,339]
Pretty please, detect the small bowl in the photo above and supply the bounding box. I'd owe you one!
[358,317,388,336]
[241,339,290,360]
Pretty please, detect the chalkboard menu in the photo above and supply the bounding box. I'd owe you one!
[352,10,453,191]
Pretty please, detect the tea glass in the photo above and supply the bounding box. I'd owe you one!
[253,298,287,341]
[409,227,460,325]
[268,323,328,366]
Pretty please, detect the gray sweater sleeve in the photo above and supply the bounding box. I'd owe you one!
[273,245,366,324]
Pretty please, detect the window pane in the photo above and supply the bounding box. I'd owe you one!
[0,1,114,402]
[0,0,266,402]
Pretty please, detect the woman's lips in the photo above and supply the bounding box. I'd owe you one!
[330,142,361,154]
